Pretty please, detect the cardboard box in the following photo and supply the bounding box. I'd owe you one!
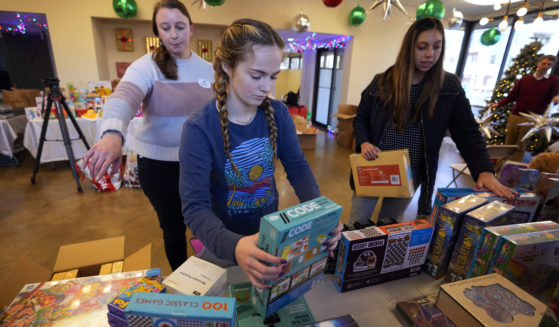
[125,292,236,326]
[489,229,559,302]
[396,293,439,325]
[0,269,162,326]
[446,201,514,282]
[436,273,546,327]
[108,277,166,322]
[350,150,414,198]
[0,236,152,309]
[425,195,488,279]
[252,196,342,317]
[469,220,559,279]
[333,104,356,150]
[163,256,227,296]
[298,133,317,150]
[429,188,541,226]
[334,220,433,292]
[414,303,456,327]
[291,114,320,150]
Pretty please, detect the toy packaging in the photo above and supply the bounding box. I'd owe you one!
[488,229,559,303]
[0,268,161,326]
[445,201,514,282]
[334,220,433,292]
[301,314,359,326]
[436,273,546,327]
[497,161,528,187]
[517,168,540,191]
[414,303,456,327]
[252,196,342,317]
[469,220,559,278]
[425,194,487,279]
[534,176,559,222]
[125,292,236,327]
[429,188,541,226]
[107,277,166,327]
[396,293,439,325]
[163,256,227,297]
[349,149,414,198]
[229,282,314,327]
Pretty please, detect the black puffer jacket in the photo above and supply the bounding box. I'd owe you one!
[352,71,494,216]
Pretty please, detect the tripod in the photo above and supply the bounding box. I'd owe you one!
[31,78,90,192]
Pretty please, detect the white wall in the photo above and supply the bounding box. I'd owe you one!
[0,0,413,105]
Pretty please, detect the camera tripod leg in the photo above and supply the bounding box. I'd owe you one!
[54,101,83,192]
[31,98,53,185]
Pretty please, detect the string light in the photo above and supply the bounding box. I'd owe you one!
[287,34,352,53]
[516,1,529,16]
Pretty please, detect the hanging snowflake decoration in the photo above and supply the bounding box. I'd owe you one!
[519,105,559,142]
[475,110,498,139]
[366,0,411,21]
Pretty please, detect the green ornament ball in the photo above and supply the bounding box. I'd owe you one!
[349,5,366,26]
[481,27,501,46]
[204,0,225,6]
[113,0,138,19]
[416,0,445,20]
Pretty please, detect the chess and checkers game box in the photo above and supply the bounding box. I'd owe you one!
[435,273,546,327]
[349,149,415,198]
[334,220,433,292]
[252,196,342,317]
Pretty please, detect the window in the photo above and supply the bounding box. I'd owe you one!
[443,28,465,74]
[490,54,496,64]
[281,55,302,70]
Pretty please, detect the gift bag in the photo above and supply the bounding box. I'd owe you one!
[123,153,141,188]
[76,158,122,192]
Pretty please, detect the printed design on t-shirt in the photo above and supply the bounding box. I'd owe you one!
[225,137,275,214]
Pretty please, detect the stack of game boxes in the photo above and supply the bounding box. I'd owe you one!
[334,220,433,292]
[533,172,559,222]
[107,277,166,327]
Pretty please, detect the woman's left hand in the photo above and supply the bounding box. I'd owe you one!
[476,172,519,199]
[324,222,344,258]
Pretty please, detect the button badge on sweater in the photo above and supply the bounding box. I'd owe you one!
[198,78,211,89]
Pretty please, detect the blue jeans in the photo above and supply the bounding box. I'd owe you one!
[348,172,423,226]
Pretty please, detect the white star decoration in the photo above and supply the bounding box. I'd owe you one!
[518,105,559,142]
[366,0,411,21]
[475,110,498,138]
[192,0,207,9]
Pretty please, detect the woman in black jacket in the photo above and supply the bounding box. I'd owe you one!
[349,17,516,226]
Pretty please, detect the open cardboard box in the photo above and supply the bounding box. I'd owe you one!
[291,113,321,150]
[0,236,151,309]
[332,104,357,150]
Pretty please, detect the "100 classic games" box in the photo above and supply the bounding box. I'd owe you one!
[252,196,342,317]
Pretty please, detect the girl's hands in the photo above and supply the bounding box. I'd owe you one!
[325,222,344,258]
[361,142,380,160]
[82,132,123,181]
[235,234,286,289]
[475,172,519,199]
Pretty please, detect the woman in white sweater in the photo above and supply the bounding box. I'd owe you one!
[83,0,214,270]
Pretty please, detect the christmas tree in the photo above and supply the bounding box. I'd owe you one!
[480,39,543,147]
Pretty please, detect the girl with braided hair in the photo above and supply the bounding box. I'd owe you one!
[179,18,343,288]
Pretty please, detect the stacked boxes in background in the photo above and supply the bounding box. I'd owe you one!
[124,292,236,326]
[445,201,514,282]
[469,220,559,278]
[425,194,487,279]
[488,229,559,303]
[334,220,433,292]
[252,196,342,317]
[534,173,559,222]
[429,188,541,225]
[107,277,166,327]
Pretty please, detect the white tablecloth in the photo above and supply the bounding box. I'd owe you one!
[24,117,142,163]
[0,120,17,158]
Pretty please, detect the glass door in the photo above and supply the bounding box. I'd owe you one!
[312,48,343,128]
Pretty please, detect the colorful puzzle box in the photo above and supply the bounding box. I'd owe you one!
[252,196,342,317]
[489,229,559,303]
[334,220,433,292]
[125,292,236,327]
[468,220,559,279]
[446,200,514,282]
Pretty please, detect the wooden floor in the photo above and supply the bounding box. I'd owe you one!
[0,134,472,285]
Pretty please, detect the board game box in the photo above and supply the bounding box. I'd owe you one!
[252,196,342,317]
[517,168,540,191]
[0,268,161,326]
[349,149,415,198]
[396,293,439,325]
[446,201,514,282]
[229,282,314,327]
[435,273,546,327]
[334,220,433,292]
[488,229,559,303]
[468,220,559,278]
[497,161,527,187]
[534,176,559,222]
[425,194,487,279]
[429,188,541,226]
[125,292,236,327]
[414,302,456,327]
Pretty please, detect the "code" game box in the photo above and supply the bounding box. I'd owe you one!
[334,220,433,292]
[252,196,342,317]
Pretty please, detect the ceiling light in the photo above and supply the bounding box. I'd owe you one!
[480,17,490,25]
[287,38,294,42]
[533,14,544,23]
[516,1,529,16]
[494,3,503,10]
[515,16,525,28]
[499,16,509,31]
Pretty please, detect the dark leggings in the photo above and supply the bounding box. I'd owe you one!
[138,156,186,271]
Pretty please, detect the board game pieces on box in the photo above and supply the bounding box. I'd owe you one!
[334,220,433,292]
[446,200,514,282]
[252,196,342,317]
